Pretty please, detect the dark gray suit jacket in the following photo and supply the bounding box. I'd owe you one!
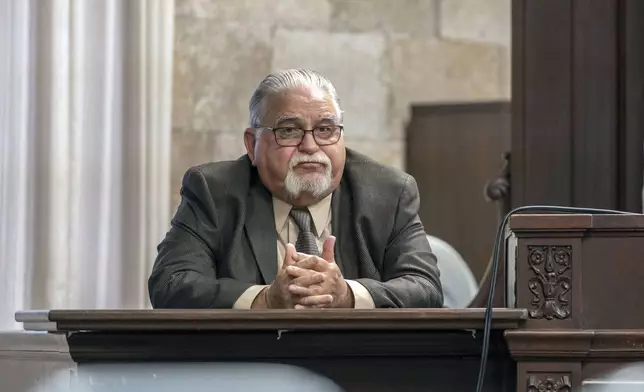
[149,148,443,308]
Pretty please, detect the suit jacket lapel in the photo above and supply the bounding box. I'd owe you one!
[332,179,359,279]
[245,177,278,284]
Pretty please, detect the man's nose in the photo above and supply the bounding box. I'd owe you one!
[298,132,319,153]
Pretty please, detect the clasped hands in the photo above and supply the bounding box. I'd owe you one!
[257,236,354,309]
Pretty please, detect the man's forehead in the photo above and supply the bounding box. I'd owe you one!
[268,87,332,107]
[274,114,338,125]
[261,87,338,124]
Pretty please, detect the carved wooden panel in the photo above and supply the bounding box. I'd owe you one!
[527,374,572,392]
[527,245,572,320]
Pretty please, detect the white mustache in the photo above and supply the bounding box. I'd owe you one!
[289,153,331,169]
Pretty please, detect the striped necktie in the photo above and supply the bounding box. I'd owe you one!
[290,208,320,256]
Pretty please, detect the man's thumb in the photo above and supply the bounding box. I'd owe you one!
[284,243,296,266]
[322,236,336,262]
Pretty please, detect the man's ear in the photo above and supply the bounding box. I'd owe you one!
[243,128,257,165]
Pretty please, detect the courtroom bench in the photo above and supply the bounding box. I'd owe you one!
[5,309,525,392]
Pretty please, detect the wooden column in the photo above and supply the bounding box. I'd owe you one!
[511,0,644,212]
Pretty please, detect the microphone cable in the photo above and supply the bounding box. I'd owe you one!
[474,205,637,392]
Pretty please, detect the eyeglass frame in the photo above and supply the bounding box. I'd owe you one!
[256,124,344,147]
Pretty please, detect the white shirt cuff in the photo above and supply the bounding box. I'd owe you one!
[346,280,375,309]
[232,285,268,309]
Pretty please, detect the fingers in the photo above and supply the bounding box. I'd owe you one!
[291,252,324,263]
[288,284,312,296]
[283,243,297,267]
[321,236,336,262]
[288,282,323,296]
[294,256,328,272]
[294,304,329,309]
[296,294,334,307]
[290,272,324,287]
[295,256,318,270]
[285,264,317,278]
[294,252,311,261]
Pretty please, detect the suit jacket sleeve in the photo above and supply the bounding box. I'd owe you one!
[148,167,253,308]
[356,175,444,308]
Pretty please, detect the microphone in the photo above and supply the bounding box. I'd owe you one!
[474,205,638,392]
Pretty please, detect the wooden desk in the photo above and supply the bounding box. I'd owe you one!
[9,309,644,392]
[13,309,523,392]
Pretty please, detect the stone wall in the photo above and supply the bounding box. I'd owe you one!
[171,0,511,207]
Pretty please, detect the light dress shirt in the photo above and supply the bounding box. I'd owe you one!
[232,193,375,309]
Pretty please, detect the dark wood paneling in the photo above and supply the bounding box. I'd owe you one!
[66,330,513,362]
[406,102,511,282]
[512,0,644,212]
[515,0,573,206]
[619,0,644,212]
[572,0,618,208]
[511,0,526,211]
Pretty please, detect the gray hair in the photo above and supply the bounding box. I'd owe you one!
[248,68,343,128]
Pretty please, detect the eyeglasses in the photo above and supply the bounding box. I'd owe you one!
[260,125,344,147]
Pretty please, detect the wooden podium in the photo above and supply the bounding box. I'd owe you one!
[6,214,644,392]
[14,309,524,391]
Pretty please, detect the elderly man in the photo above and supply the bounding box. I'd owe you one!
[149,68,443,309]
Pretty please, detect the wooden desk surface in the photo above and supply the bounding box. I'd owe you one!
[509,213,644,231]
[16,308,527,332]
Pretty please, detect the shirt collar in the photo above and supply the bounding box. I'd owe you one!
[272,193,332,237]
